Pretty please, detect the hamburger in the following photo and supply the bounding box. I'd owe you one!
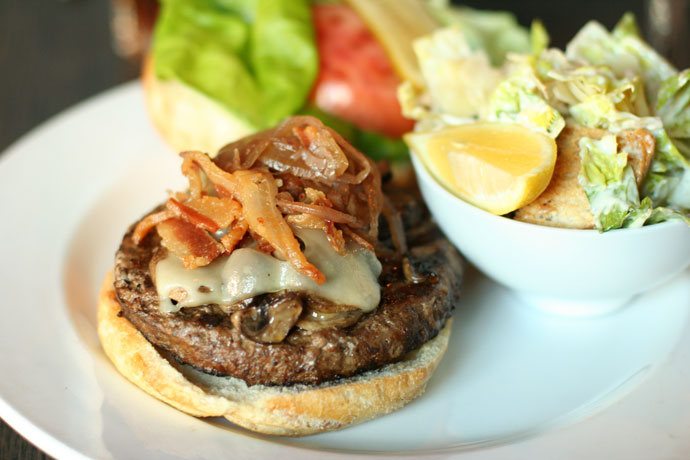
[98,116,463,435]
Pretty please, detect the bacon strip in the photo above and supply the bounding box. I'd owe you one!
[166,198,220,233]
[156,218,225,269]
[132,209,173,244]
[220,218,249,253]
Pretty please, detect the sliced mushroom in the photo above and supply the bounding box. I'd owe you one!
[296,298,364,331]
[231,294,303,343]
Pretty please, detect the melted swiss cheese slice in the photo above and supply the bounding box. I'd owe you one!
[155,228,382,312]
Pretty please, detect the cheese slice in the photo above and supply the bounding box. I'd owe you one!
[155,228,382,313]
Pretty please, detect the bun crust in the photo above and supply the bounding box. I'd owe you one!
[142,55,255,156]
[98,270,452,436]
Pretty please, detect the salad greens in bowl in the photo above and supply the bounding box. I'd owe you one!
[403,14,690,315]
[402,13,690,231]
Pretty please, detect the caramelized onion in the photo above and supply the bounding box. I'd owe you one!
[381,195,407,255]
[135,116,383,287]
[286,213,346,254]
[231,169,326,284]
[277,200,364,227]
[217,116,350,182]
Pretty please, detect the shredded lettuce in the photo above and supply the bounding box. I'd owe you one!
[153,0,318,131]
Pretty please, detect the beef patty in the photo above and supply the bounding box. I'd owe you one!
[113,191,464,386]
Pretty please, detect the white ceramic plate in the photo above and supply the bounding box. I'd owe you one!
[2,82,690,460]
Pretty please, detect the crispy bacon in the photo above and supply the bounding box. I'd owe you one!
[168,196,241,230]
[220,218,249,253]
[156,218,225,269]
[166,198,220,233]
[132,209,173,244]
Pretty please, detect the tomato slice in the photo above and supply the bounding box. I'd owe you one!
[310,4,414,138]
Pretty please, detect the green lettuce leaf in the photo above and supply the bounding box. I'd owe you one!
[565,15,676,105]
[153,0,318,130]
[640,129,690,209]
[656,69,690,139]
[570,93,690,211]
[484,55,565,137]
[412,27,503,118]
[530,19,550,55]
[578,135,642,230]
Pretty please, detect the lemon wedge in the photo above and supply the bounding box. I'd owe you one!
[405,123,557,215]
[344,0,438,87]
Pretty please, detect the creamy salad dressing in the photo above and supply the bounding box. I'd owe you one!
[155,228,382,313]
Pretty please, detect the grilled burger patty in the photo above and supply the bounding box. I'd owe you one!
[113,191,463,386]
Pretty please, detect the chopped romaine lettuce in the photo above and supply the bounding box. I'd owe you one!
[530,19,550,55]
[425,0,530,66]
[413,27,502,118]
[569,91,690,212]
[577,135,642,230]
[612,12,641,39]
[565,15,676,104]
[656,69,690,139]
[484,58,565,137]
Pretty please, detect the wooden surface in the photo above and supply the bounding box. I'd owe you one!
[0,0,686,459]
[0,1,136,459]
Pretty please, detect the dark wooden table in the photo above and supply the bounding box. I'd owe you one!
[1,1,686,459]
[0,1,136,459]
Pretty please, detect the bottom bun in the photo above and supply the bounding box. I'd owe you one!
[97,270,452,436]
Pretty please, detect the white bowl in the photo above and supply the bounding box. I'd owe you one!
[411,153,690,316]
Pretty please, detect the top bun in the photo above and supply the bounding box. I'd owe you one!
[142,54,255,156]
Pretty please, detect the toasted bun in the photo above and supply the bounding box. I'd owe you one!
[142,54,255,156]
[98,270,452,436]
